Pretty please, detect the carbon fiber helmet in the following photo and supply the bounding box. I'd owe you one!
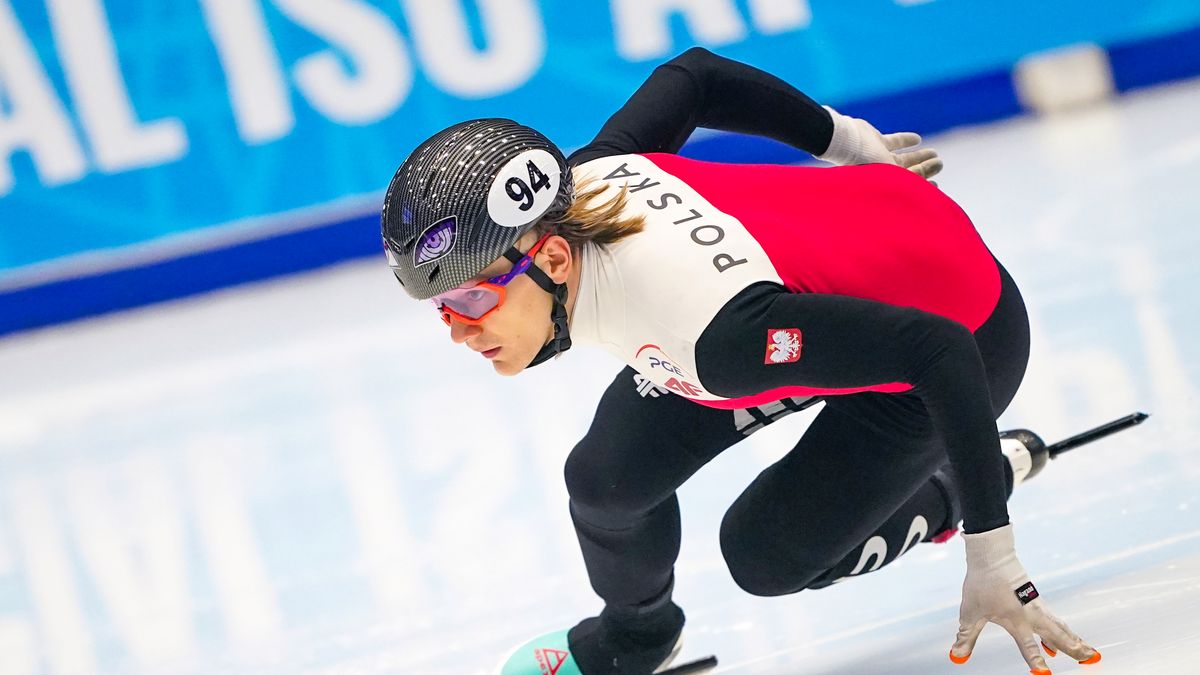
[381,118,574,300]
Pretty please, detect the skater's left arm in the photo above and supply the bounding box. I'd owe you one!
[695,284,1101,673]
[695,283,1009,533]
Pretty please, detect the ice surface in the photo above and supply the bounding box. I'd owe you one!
[1,78,1198,674]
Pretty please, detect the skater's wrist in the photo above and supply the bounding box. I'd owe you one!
[961,517,1010,536]
[962,522,1018,569]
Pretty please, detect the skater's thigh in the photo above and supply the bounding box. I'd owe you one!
[724,396,947,570]
[973,260,1030,418]
[565,367,746,515]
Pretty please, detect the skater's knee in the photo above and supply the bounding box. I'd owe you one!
[564,438,661,520]
[720,511,823,597]
[722,556,792,597]
[563,439,603,507]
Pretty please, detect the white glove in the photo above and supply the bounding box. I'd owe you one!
[817,106,943,180]
[951,523,1101,673]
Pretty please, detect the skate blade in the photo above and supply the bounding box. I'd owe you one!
[657,655,718,674]
[655,636,716,675]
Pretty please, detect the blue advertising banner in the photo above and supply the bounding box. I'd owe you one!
[2,0,1199,331]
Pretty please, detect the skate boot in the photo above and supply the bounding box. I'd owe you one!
[495,601,696,675]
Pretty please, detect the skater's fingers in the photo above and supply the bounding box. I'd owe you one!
[895,148,937,168]
[881,131,921,151]
[904,155,944,179]
[1040,638,1058,657]
[998,617,1051,674]
[949,617,987,664]
[1050,613,1087,648]
[898,150,941,172]
[1035,619,1070,659]
[1037,614,1101,664]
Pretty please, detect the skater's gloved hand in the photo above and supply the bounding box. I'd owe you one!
[817,106,943,180]
[950,523,1101,674]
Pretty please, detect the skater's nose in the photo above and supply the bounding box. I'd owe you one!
[448,316,482,344]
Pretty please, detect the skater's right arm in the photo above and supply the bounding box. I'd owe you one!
[567,48,941,178]
[567,47,834,166]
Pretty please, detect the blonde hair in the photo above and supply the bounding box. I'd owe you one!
[535,172,645,248]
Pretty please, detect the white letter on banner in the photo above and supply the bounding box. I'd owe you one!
[403,0,544,98]
[611,0,747,62]
[747,0,811,34]
[199,0,294,144]
[0,0,87,196]
[45,0,188,173]
[273,0,411,125]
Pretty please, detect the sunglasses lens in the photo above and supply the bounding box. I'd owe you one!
[431,285,502,321]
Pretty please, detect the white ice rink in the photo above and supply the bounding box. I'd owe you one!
[1,79,1198,675]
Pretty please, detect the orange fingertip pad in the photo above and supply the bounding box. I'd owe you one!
[1079,650,1102,665]
[1030,669,1052,675]
[948,650,970,664]
[1041,641,1057,657]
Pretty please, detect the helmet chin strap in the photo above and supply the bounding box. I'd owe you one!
[501,246,571,368]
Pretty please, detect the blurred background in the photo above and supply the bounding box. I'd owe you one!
[1,1,1199,673]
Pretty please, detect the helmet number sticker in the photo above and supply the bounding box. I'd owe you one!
[488,149,561,228]
[505,161,551,211]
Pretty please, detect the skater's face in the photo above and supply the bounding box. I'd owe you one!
[443,232,574,376]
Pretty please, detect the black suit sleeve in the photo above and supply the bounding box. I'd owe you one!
[568,47,834,166]
[694,283,1011,535]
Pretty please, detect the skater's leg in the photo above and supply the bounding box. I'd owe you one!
[720,394,954,596]
[800,444,1015,590]
[565,367,747,609]
[565,367,756,673]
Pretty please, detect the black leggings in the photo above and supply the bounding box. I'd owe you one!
[564,263,1029,607]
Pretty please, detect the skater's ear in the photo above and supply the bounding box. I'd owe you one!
[535,235,573,285]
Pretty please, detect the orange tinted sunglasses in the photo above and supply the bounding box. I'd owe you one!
[430,233,553,326]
